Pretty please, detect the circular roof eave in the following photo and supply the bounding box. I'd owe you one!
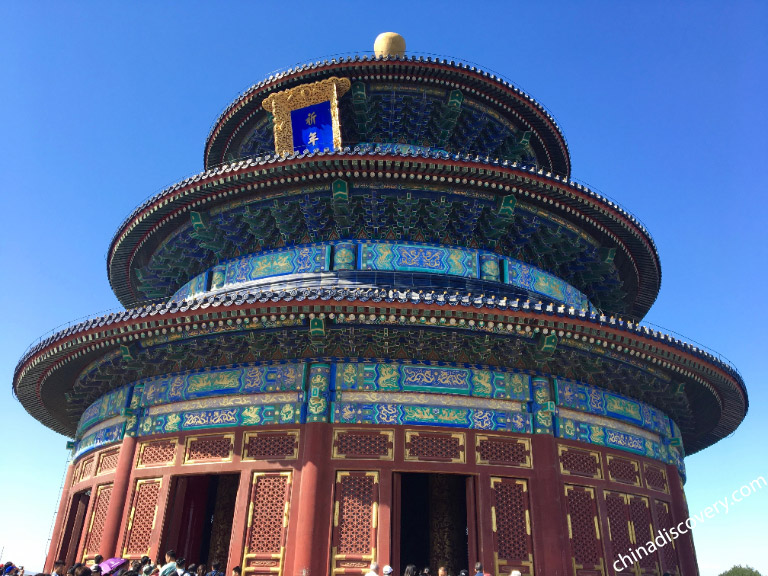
[14,289,746,453]
[203,55,571,177]
[106,152,661,317]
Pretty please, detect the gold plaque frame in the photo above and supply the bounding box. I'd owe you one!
[262,77,351,156]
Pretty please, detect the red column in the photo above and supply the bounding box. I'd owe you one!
[291,422,331,576]
[99,436,137,557]
[667,466,698,576]
[378,469,393,568]
[45,462,76,572]
[530,434,569,576]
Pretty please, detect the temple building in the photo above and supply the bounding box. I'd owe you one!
[15,33,747,576]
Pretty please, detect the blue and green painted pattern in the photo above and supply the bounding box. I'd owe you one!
[332,401,530,433]
[74,421,126,459]
[72,360,683,477]
[306,363,332,423]
[555,414,677,467]
[206,245,331,292]
[504,259,592,310]
[335,362,530,400]
[332,242,356,271]
[531,377,555,434]
[138,363,306,407]
[555,377,674,438]
[172,272,209,302]
[358,242,478,277]
[170,241,595,312]
[137,401,303,436]
[77,384,133,437]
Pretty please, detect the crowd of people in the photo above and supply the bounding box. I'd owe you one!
[362,561,521,576]
[2,551,235,576]
[4,557,508,576]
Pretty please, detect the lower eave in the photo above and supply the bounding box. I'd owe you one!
[14,288,746,454]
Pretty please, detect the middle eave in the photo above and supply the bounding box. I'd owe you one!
[107,152,661,318]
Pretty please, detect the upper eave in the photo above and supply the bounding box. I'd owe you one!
[203,55,571,177]
[14,286,746,454]
[107,151,661,318]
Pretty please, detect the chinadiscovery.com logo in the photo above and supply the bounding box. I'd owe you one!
[613,475,766,572]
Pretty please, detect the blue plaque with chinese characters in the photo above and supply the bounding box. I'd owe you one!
[291,101,334,153]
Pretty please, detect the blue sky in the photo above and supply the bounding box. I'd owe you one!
[1,2,765,574]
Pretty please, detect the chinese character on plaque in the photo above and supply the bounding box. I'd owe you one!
[290,101,333,153]
[261,77,351,157]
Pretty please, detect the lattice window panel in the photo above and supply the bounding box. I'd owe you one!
[81,455,95,481]
[184,434,234,463]
[491,477,534,575]
[82,483,113,560]
[564,484,606,576]
[604,492,634,574]
[332,430,394,460]
[97,447,121,475]
[405,431,465,463]
[138,439,177,467]
[71,459,82,486]
[607,456,640,486]
[477,436,531,467]
[654,500,680,576]
[559,446,602,479]
[644,465,669,493]
[629,496,659,574]
[242,472,291,576]
[331,471,379,574]
[243,431,299,461]
[123,479,161,558]
[73,455,95,485]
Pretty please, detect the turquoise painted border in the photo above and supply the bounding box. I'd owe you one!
[170,240,595,311]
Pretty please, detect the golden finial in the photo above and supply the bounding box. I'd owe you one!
[374,32,406,57]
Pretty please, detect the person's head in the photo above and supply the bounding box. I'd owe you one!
[75,567,92,576]
[230,568,240,576]
[177,560,186,570]
[53,562,66,576]
[369,563,379,575]
[211,564,221,574]
[438,568,447,576]
[404,566,418,576]
[421,569,430,576]
[382,567,393,576]
[165,552,177,564]
[196,567,206,576]
[474,564,482,575]
[140,559,151,568]
[94,557,104,566]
